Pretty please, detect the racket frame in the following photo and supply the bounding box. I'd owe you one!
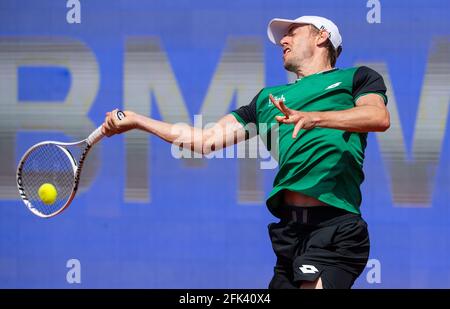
[16,139,91,218]
[16,110,124,218]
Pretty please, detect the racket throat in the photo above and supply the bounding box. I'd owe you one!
[73,144,92,192]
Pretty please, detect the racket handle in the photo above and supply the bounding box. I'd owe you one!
[86,110,126,146]
[87,126,104,146]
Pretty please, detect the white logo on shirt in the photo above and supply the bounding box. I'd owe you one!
[299,264,319,274]
[325,82,342,90]
[268,94,285,106]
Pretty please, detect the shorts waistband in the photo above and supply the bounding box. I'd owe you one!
[279,205,356,225]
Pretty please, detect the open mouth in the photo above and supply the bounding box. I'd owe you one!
[283,48,291,56]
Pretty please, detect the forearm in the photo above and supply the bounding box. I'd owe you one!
[135,114,204,153]
[312,105,390,133]
[133,113,247,154]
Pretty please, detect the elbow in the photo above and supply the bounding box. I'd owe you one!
[201,131,218,155]
[378,119,390,132]
[377,113,390,132]
[201,146,212,156]
[200,140,214,155]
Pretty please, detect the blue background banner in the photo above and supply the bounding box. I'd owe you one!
[1,0,449,288]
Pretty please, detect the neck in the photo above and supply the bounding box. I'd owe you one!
[295,54,332,78]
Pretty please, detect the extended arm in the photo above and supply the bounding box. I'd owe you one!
[102,110,251,155]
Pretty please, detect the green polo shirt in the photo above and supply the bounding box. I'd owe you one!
[231,66,387,217]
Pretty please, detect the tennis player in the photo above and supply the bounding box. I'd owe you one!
[102,16,390,289]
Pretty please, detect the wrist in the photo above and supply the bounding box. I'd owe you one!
[133,113,145,130]
[311,112,323,128]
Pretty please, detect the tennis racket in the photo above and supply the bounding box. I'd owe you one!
[16,110,125,218]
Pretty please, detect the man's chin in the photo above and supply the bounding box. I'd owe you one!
[283,63,296,73]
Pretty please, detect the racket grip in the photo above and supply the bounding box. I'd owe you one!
[87,110,126,146]
[87,126,104,146]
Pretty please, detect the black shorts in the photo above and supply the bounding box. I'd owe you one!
[268,205,370,289]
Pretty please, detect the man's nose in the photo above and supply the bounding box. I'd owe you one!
[279,35,289,46]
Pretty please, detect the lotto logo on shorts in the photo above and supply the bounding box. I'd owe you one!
[299,265,319,274]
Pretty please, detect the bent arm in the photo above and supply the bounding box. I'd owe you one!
[312,93,390,132]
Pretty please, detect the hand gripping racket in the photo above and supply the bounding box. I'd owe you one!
[16,110,125,218]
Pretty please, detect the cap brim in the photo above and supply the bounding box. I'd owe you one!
[267,18,309,45]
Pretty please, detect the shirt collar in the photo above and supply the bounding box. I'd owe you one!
[296,67,338,82]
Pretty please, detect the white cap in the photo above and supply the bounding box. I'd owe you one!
[267,16,342,50]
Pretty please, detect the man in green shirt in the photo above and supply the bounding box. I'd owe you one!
[102,15,390,289]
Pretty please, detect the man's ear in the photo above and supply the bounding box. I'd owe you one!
[316,30,329,46]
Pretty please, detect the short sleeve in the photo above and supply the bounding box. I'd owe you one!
[230,90,261,126]
[352,66,388,105]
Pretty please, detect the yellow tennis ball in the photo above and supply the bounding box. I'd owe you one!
[38,183,58,205]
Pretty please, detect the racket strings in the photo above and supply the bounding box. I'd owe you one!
[19,144,77,216]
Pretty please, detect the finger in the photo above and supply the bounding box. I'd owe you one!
[269,94,286,116]
[275,115,286,122]
[103,119,111,130]
[102,122,113,137]
[292,119,305,138]
[268,94,277,105]
[277,100,291,117]
[107,115,116,131]
[275,115,297,124]
[101,124,112,137]
[269,94,289,118]
[112,109,123,125]
[275,116,291,124]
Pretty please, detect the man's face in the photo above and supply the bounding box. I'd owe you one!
[279,24,317,72]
